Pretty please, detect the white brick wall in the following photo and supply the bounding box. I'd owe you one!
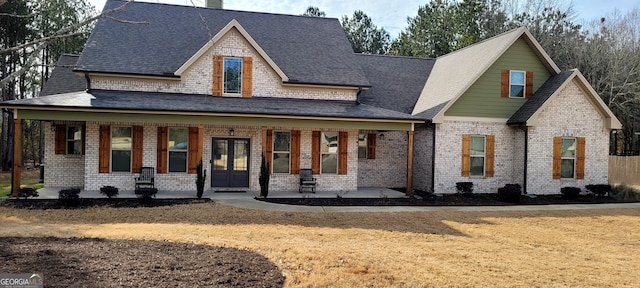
[91,28,356,101]
[526,80,610,194]
[358,131,407,188]
[69,122,359,192]
[43,122,85,188]
[433,120,522,194]
[412,125,434,192]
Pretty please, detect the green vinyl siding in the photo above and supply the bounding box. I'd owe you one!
[445,38,552,118]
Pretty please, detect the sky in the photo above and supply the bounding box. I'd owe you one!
[89,0,640,37]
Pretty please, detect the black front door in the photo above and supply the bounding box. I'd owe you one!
[212,138,250,187]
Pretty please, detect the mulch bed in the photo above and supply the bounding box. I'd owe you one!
[0,237,284,288]
[0,198,212,210]
[257,193,635,206]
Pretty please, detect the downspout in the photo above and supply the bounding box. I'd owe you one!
[431,122,436,193]
[84,72,91,91]
[518,125,528,194]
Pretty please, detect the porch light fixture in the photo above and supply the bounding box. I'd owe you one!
[229,128,235,136]
[379,133,385,140]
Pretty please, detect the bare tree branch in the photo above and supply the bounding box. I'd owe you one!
[0,31,85,55]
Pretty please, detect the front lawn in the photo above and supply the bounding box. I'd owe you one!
[0,170,42,197]
[0,203,638,287]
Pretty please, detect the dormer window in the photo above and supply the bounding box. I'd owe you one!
[501,70,533,98]
[212,56,253,97]
[509,71,525,97]
[223,57,242,94]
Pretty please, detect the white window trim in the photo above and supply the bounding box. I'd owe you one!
[110,126,132,173]
[509,70,526,98]
[66,125,82,155]
[223,57,242,96]
[272,131,291,174]
[168,127,188,173]
[321,132,338,174]
[470,135,486,177]
[561,137,577,179]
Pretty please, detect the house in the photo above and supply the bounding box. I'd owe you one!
[2,0,620,197]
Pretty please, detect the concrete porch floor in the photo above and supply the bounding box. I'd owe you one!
[32,187,407,200]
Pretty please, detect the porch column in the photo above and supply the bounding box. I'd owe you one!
[11,118,22,198]
[406,129,414,197]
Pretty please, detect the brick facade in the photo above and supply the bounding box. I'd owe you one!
[433,120,522,194]
[526,80,610,194]
[358,131,408,188]
[43,122,85,188]
[412,125,434,192]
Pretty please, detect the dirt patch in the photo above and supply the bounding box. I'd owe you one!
[258,193,635,206]
[0,198,212,210]
[0,237,284,288]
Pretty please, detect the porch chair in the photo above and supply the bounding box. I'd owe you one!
[135,167,155,189]
[299,168,317,193]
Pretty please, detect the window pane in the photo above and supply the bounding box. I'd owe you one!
[510,85,524,97]
[67,126,81,141]
[111,127,132,150]
[321,132,338,153]
[234,140,248,171]
[273,132,290,152]
[561,159,575,178]
[471,136,485,156]
[510,71,524,84]
[112,150,131,172]
[321,154,337,174]
[358,134,367,159]
[213,140,227,171]
[169,151,187,172]
[470,156,484,176]
[561,139,576,158]
[224,58,242,94]
[273,152,290,173]
[169,128,188,150]
[67,140,81,155]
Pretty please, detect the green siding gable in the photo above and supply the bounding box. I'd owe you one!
[445,38,552,118]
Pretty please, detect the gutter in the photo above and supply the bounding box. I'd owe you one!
[431,122,436,193]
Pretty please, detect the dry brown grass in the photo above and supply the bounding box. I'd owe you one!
[1,203,639,287]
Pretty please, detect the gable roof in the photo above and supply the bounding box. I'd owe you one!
[507,69,622,129]
[355,54,435,114]
[40,54,86,96]
[412,27,561,122]
[76,0,370,87]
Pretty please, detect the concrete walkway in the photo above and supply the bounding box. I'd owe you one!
[27,187,640,213]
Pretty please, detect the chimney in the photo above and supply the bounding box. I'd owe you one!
[206,0,223,9]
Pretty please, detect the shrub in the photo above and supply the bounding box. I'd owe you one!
[135,187,158,200]
[560,187,581,200]
[58,188,81,206]
[99,185,119,199]
[611,185,640,201]
[18,187,39,199]
[455,182,473,194]
[585,184,611,197]
[195,159,206,199]
[498,184,521,203]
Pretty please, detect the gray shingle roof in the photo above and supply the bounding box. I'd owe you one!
[507,70,575,125]
[355,54,435,114]
[40,54,86,96]
[4,90,420,121]
[77,0,369,87]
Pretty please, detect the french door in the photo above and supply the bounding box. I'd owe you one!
[211,138,250,187]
